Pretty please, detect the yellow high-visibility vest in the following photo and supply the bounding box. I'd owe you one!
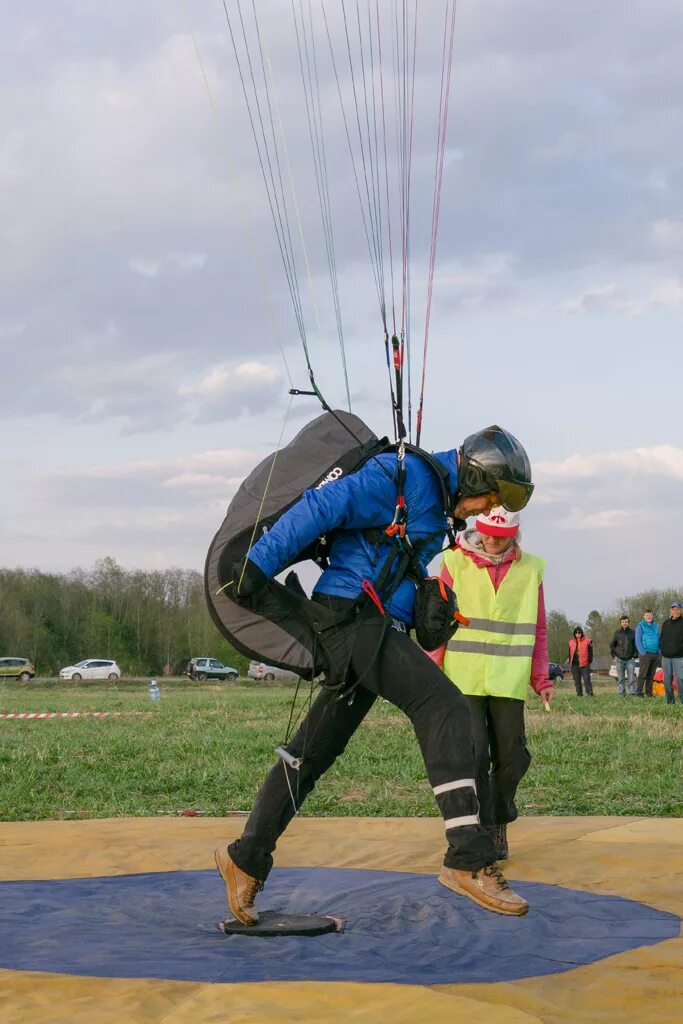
[443,547,545,700]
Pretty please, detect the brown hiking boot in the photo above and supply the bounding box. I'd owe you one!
[214,847,262,925]
[438,863,528,916]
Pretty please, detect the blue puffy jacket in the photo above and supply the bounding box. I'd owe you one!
[635,619,660,656]
[247,448,459,626]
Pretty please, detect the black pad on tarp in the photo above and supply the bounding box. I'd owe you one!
[219,911,343,937]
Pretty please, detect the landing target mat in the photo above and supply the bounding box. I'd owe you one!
[0,816,680,1022]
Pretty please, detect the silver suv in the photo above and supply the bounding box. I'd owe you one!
[187,658,238,681]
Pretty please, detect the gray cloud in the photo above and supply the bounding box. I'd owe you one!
[3,1,682,437]
[522,444,683,616]
[0,444,262,573]
[43,447,258,504]
[179,361,283,423]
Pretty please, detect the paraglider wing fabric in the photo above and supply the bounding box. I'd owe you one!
[205,411,378,674]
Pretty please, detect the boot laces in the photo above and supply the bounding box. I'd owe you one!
[244,877,263,906]
[483,863,510,891]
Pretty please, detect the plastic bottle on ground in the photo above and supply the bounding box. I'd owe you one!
[149,679,160,702]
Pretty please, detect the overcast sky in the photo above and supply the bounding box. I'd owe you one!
[2,0,682,623]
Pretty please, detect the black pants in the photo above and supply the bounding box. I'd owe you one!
[229,599,497,880]
[571,663,593,696]
[466,696,531,827]
[637,652,659,697]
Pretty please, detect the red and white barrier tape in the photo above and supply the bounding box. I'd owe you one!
[0,711,139,719]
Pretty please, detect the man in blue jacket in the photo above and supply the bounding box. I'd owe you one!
[215,425,535,923]
[635,609,660,697]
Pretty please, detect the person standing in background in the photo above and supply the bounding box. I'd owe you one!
[610,615,637,696]
[568,627,593,696]
[659,601,683,706]
[425,506,551,862]
[635,609,660,698]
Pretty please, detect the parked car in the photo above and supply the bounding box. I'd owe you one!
[59,659,121,681]
[548,662,566,684]
[0,657,36,681]
[248,660,299,682]
[187,657,238,681]
[608,658,640,679]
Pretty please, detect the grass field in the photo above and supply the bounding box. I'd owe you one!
[1,677,680,821]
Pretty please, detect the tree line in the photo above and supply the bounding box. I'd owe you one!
[1,558,680,674]
[0,558,247,677]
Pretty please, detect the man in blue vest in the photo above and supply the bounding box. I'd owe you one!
[214,426,536,923]
[635,609,660,697]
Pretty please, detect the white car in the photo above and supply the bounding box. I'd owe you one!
[59,659,121,681]
[247,660,299,682]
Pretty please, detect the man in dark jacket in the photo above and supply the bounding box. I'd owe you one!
[660,601,683,706]
[610,615,637,696]
[214,426,536,923]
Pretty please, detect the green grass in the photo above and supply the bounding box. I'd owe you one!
[0,677,681,821]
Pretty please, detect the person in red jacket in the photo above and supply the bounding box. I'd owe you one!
[568,627,594,696]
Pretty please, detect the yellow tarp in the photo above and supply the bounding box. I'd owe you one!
[0,815,681,1023]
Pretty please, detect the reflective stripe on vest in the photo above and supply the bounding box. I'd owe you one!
[443,548,545,700]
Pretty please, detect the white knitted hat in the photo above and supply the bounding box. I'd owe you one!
[475,506,520,537]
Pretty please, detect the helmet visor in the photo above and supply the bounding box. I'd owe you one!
[496,478,534,513]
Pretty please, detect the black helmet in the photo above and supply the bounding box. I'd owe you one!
[458,425,534,512]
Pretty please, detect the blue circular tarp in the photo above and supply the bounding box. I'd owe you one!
[0,867,678,985]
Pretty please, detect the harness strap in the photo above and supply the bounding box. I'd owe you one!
[361,580,386,615]
[391,334,407,441]
[382,441,457,549]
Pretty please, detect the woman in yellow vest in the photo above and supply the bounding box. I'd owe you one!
[427,507,551,861]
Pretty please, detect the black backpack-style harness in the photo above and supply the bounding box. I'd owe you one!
[205,409,458,686]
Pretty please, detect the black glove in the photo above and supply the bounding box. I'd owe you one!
[414,576,460,651]
[231,557,268,599]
